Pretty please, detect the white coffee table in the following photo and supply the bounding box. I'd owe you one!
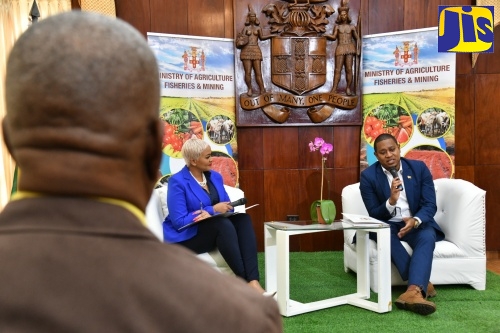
[264,221,392,317]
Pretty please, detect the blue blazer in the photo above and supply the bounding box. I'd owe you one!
[163,166,231,243]
[359,157,444,238]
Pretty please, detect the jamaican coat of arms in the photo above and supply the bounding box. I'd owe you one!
[235,0,362,125]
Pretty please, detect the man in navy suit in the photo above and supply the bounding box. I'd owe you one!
[360,133,444,316]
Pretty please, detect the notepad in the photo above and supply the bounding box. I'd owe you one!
[178,204,259,231]
[342,213,384,225]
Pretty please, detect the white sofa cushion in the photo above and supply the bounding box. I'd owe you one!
[145,182,245,275]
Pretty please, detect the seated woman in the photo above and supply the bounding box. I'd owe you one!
[163,137,269,295]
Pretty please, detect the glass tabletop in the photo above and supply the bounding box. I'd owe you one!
[265,220,389,231]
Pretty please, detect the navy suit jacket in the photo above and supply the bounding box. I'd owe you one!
[163,166,231,243]
[359,157,444,238]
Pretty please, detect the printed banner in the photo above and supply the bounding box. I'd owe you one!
[147,33,238,187]
[361,27,456,179]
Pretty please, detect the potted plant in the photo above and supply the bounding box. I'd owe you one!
[308,137,335,224]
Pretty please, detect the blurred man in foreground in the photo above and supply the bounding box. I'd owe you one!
[0,11,282,332]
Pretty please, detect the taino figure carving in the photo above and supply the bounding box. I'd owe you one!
[236,5,273,97]
[325,0,360,96]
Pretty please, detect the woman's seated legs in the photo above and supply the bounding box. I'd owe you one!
[178,216,246,279]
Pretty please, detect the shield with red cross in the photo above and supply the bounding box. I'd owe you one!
[271,36,327,95]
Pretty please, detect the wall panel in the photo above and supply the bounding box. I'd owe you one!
[263,127,299,170]
[475,74,500,165]
[455,74,475,167]
[263,169,300,222]
[237,127,264,170]
[150,0,188,35]
[114,0,150,36]
[366,0,404,35]
[187,0,226,37]
[333,126,361,168]
[223,0,234,38]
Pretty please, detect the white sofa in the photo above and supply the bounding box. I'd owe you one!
[145,183,246,275]
[341,178,486,292]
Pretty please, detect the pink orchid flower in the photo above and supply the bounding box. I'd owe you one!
[313,137,325,148]
[320,143,333,155]
[308,137,333,203]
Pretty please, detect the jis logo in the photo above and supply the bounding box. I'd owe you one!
[438,6,494,53]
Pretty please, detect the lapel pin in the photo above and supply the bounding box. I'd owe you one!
[407,176,412,179]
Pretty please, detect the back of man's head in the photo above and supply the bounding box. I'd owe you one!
[3,11,162,209]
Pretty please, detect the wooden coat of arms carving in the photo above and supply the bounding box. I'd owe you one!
[234,0,362,126]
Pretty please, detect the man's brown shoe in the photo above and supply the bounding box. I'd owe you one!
[395,287,436,316]
[427,282,437,298]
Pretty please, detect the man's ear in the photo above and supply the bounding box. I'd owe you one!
[2,118,16,162]
[144,118,163,182]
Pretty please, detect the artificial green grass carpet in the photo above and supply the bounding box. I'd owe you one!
[258,251,500,333]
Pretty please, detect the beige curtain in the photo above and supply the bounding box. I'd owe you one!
[0,0,71,210]
[79,0,116,17]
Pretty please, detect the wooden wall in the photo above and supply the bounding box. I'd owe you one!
[74,0,499,252]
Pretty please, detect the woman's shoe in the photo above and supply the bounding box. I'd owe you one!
[263,291,277,297]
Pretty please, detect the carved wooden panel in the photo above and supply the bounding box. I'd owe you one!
[234,0,363,126]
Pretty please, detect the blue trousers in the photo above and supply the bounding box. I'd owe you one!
[178,213,259,282]
[369,222,441,296]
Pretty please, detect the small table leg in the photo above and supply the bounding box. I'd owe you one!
[264,225,277,294]
[376,227,392,312]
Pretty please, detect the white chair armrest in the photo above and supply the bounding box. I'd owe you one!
[223,185,246,213]
[433,178,486,257]
[341,183,366,246]
[145,189,165,241]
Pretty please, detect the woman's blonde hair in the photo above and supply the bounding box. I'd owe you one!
[181,137,209,166]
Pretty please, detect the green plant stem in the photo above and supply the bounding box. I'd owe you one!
[320,156,324,201]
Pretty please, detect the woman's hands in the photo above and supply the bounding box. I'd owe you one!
[192,202,233,222]
[213,202,232,214]
[193,209,211,222]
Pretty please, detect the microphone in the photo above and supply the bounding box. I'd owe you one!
[229,197,247,207]
[389,168,403,191]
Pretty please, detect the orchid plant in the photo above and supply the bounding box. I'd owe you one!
[309,137,333,201]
